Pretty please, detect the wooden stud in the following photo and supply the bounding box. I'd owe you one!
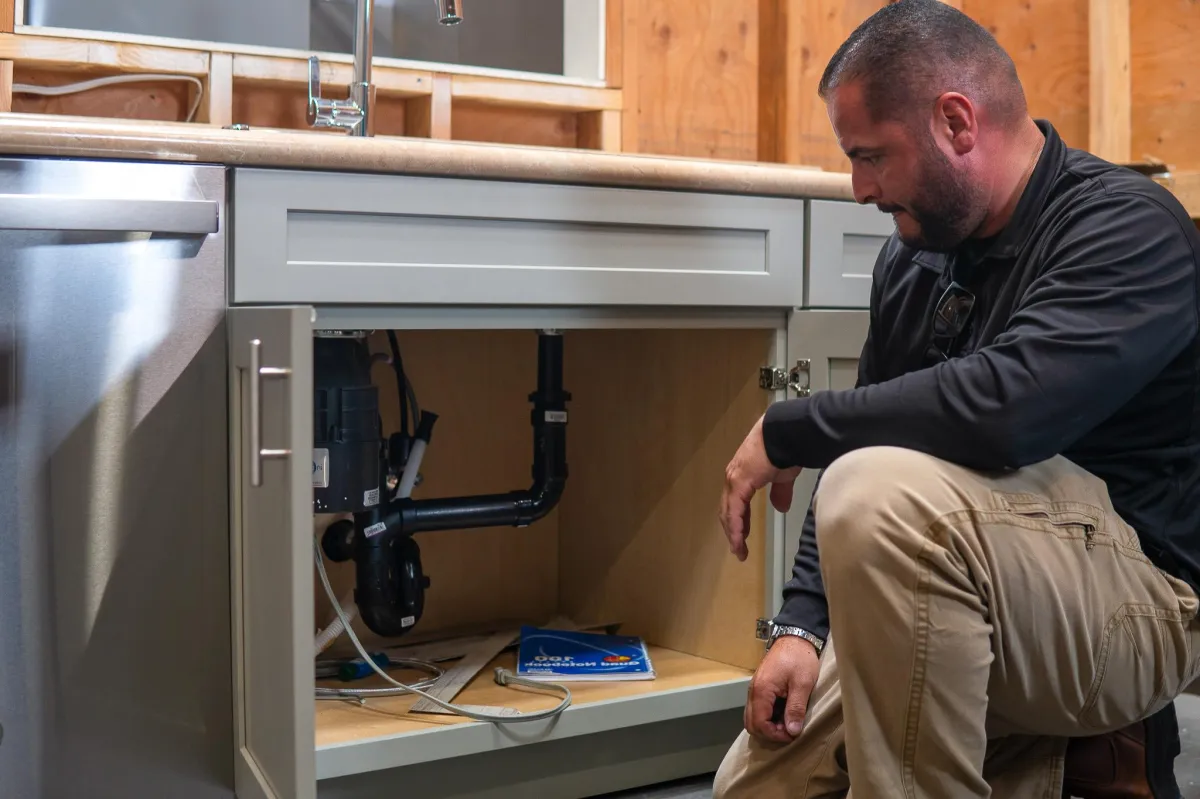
[233,53,431,97]
[605,0,623,88]
[619,0,639,153]
[0,34,211,75]
[0,60,12,114]
[450,75,621,113]
[0,0,10,115]
[757,0,803,164]
[405,73,451,139]
[203,52,233,127]
[1088,0,1131,163]
[577,109,621,152]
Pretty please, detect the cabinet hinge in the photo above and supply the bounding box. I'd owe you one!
[759,359,812,396]
[758,366,788,392]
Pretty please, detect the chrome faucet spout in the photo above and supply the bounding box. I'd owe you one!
[350,0,374,136]
[307,0,375,135]
[436,0,463,25]
[308,0,460,134]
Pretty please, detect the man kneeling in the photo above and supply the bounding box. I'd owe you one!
[716,2,1200,797]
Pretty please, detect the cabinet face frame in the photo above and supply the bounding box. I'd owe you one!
[776,309,870,611]
[228,304,793,794]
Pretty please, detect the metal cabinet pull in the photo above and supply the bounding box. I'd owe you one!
[249,338,294,487]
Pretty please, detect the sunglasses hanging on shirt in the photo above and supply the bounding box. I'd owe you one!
[927,268,977,362]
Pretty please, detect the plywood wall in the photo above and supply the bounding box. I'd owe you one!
[963,0,1091,150]
[1131,0,1200,171]
[618,0,1198,172]
[616,0,761,161]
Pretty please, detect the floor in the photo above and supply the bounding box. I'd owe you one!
[598,695,1200,799]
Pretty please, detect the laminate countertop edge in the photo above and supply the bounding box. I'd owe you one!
[0,113,858,201]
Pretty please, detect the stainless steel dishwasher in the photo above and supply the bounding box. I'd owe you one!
[0,156,235,798]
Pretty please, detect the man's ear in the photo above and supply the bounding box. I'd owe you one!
[932,92,978,155]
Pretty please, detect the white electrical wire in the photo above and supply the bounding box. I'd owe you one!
[315,658,445,702]
[313,539,572,723]
[13,74,205,123]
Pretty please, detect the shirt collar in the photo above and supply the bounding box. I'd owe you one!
[963,119,1064,265]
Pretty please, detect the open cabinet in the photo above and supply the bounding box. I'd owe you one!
[229,307,800,799]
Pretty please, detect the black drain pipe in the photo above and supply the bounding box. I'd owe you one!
[348,330,570,637]
[389,330,569,532]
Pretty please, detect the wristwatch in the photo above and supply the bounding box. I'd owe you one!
[756,618,826,655]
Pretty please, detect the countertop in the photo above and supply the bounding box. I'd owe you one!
[0,113,856,201]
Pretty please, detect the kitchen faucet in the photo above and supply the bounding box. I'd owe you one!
[308,0,463,136]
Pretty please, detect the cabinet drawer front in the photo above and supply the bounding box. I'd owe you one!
[806,200,894,308]
[231,169,807,307]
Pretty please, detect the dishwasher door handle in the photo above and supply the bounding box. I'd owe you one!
[0,195,219,235]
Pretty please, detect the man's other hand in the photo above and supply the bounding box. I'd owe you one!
[720,415,801,561]
[745,636,820,744]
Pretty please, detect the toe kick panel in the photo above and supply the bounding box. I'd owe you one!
[230,168,807,308]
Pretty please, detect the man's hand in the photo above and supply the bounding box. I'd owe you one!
[745,636,821,743]
[720,414,801,561]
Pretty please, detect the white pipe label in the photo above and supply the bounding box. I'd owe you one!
[312,448,329,488]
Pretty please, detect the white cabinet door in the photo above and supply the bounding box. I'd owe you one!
[779,309,870,605]
[229,306,316,799]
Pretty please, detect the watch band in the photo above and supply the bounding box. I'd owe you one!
[756,618,826,655]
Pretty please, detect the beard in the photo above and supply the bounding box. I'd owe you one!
[881,135,988,252]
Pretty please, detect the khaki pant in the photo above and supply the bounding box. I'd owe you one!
[714,446,1200,799]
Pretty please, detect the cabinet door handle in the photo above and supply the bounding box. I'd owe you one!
[249,338,294,487]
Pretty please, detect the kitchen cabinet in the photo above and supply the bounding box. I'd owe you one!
[224,169,881,798]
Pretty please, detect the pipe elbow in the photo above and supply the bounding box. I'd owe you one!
[517,477,567,525]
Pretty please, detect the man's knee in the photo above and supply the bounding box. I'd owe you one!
[813,446,963,578]
[711,730,755,799]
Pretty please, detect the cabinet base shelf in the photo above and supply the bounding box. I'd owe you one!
[314,645,752,780]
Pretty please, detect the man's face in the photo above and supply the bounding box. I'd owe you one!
[827,81,986,252]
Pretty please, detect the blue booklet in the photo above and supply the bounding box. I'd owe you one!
[516,625,656,682]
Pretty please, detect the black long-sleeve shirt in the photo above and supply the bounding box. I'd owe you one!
[765,120,1200,640]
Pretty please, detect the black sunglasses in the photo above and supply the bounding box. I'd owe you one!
[928,280,975,361]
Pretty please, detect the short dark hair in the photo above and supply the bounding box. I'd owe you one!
[818,0,1026,128]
